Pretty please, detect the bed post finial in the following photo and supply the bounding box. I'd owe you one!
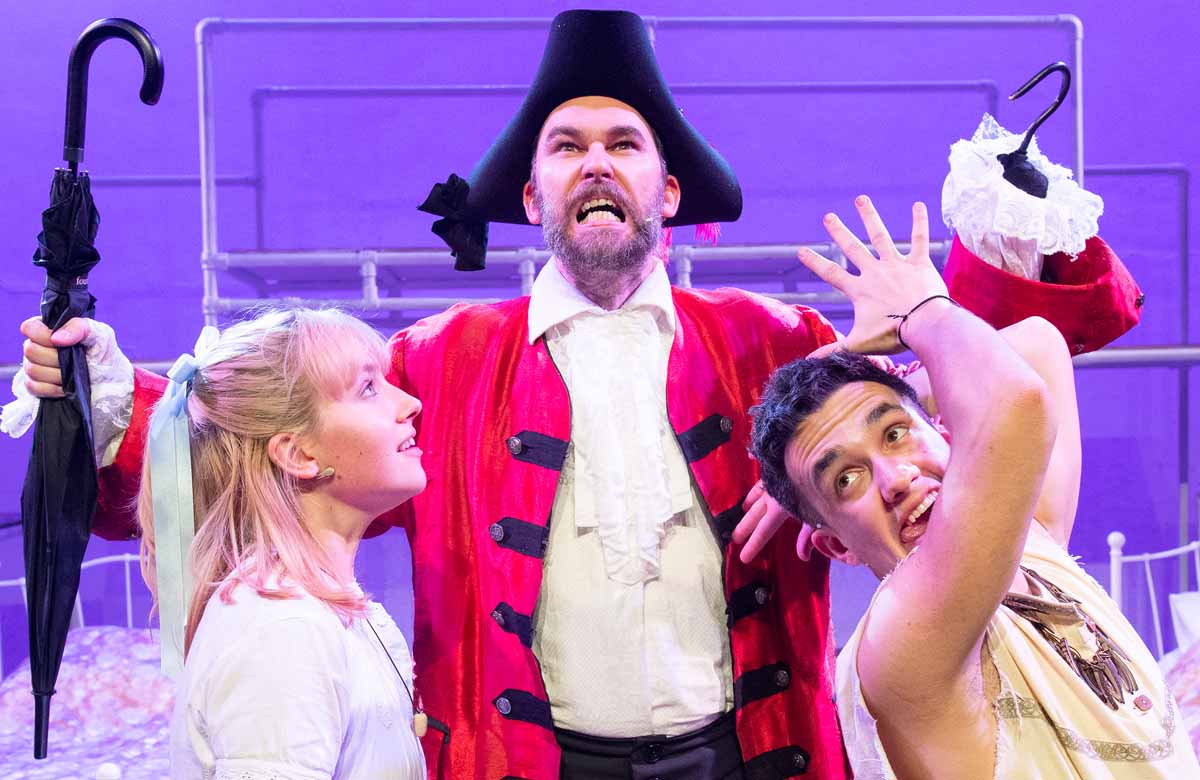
[1107,531,1127,609]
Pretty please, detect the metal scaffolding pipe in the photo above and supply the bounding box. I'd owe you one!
[248,81,998,249]
[198,14,1086,325]
[5,345,1199,385]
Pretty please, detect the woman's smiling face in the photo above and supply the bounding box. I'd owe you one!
[307,357,426,518]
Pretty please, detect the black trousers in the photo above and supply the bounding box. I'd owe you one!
[556,711,745,780]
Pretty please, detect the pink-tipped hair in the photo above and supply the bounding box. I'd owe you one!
[694,222,721,244]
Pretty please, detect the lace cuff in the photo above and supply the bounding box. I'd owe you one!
[941,114,1103,279]
[0,319,134,467]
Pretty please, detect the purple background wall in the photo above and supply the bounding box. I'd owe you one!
[0,1,1196,674]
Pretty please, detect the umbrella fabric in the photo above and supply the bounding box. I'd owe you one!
[22,167,101,758]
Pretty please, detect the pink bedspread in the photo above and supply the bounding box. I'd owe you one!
[1166,638,1200,759]
[0,625,173,779]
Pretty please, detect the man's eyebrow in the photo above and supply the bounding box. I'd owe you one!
[813,446,844,483]
[608,125,648,142]
[866,402,904,427]
[542,126,581,144]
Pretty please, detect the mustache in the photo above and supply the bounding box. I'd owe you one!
[567,182,630,214]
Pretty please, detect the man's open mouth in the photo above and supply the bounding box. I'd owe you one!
[576,198,626,225]
[899,489,938,545]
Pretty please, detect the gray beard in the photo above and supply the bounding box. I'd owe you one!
[537,185,663,301]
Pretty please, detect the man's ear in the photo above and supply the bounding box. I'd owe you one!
[523,180,542,225]
[811,526,862,567]
[268,432,321,480]
[661,174,681,220]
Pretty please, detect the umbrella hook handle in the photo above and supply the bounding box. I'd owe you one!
[1008,62,1071,157]
[63,18,164,174]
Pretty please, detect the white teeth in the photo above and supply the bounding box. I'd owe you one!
[906,491,938,525]
[582,210,620,224]
[399,437,415,451]
[577,198,621,221]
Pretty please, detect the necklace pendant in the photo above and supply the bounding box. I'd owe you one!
[414,711,428,738]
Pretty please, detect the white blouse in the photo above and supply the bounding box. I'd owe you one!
[169,576,425,780]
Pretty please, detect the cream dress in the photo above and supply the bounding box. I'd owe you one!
[837,527,1200,779]
[169,576,426,780]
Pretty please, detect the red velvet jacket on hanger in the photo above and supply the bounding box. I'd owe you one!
[94,286,848,780]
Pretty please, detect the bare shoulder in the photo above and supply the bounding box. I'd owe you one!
[855,548,979,714]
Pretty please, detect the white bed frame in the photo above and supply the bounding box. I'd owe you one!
[0,553,142,675]
[1108,530,1200,659]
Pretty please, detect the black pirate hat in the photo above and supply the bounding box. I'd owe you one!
[419,9,743,270]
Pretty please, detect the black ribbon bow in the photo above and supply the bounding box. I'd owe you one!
[418,173,489,271]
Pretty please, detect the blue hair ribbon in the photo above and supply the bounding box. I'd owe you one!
[147,326,219,678]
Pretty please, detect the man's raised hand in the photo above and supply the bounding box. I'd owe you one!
[798,197,947,355]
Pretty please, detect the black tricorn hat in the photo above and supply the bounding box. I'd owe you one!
[419,9,743,270]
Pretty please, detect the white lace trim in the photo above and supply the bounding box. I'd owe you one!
[1,318,133,467]
[212,757,329,780]
[941,114,1103,279]
[549,306,693,585]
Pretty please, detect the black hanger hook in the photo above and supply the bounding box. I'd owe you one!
[1010,62,1070,156]
[63,18,164,173]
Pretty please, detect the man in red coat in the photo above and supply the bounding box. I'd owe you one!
[19,11,849,779]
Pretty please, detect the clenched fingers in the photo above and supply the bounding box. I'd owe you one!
[23,359,62,387]
[20,315,90,348]
[20,316,55,348]
[23,338,61,372]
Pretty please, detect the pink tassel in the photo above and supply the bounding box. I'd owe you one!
[694,222,721,244]
[656,226,674,264]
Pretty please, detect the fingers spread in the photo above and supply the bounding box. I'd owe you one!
[822,212,875,270]
[855,195,898,259]
[798,247,854,292]
[910,201,930,258]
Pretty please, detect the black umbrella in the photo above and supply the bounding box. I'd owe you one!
[22,18,162,759]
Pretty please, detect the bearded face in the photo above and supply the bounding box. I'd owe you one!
[523,97,681,299]
[535,175,664,283]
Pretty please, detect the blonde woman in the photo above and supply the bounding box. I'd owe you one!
[138,308,427,779]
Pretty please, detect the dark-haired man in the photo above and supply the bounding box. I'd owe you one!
[751,196,1199,779]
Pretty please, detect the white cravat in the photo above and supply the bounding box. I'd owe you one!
[528,260,693,585]
[529,260,733,737]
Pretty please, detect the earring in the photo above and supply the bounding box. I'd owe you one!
[317,466,335,479]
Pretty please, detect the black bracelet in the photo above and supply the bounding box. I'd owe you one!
[886,295,960,352]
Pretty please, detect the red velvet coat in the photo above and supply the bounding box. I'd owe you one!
[96,287,849,780]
